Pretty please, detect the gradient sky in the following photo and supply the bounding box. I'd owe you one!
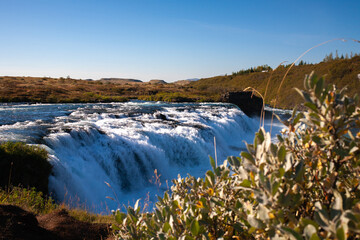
[0,0,359,82]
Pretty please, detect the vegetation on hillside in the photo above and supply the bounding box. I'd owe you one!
[1,53,359,109]
[0,186,115,226]
[231,64,272,76]
[190,55,360,109]
[113,73,360,239]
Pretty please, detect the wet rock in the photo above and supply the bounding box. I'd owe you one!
[221,91,263,117]
[155,113,168,120]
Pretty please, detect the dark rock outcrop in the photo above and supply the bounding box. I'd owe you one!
[155,113,168,120]
[221,91,263,117]
[0,205,59,240]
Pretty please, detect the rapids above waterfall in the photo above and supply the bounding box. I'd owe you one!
[0,101,286,212]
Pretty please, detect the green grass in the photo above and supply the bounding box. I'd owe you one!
[0,186,115,224]
[0,186,57,214]
[0,141,115,224]
[66,208,115,224]
[0,142,52,194]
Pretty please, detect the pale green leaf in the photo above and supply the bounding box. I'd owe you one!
[309,233,321,240]
[209,156,216,170]
[336,226,345,240]
[191,220,200,236]
[241,151,255,164]
[115,212,127,224]
[163,222,171,233]
[315,77,324,98]
[304,102,318,113]
[278,146,286,162]
[240,179,252,188]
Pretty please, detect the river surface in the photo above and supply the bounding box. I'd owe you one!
[0,101,287,212]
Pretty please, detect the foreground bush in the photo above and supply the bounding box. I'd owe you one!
[113,73,360,239]
[0,142,52,194]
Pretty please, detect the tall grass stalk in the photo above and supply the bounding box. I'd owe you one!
[242,87,265,128]
[262,38,359,133]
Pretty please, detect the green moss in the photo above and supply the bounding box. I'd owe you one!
[0,142,52,194]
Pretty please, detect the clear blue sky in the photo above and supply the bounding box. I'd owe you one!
[0,0,359,82]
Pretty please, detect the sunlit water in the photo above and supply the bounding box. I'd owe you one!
[0,101,287,212]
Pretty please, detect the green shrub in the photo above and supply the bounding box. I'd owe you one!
[113,73,360,239]
[0,142,52,194]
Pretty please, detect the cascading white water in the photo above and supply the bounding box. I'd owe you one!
[0,102,285,212]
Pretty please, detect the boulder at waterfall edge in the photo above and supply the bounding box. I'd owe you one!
[221,91,263,117]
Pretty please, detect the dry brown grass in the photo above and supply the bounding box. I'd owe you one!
[0,76,202,103]
[1,51,359,108]
[190,55,360,109]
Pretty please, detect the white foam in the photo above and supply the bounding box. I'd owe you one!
[0,102,285,213]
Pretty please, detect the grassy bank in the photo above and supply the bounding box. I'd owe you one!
[0,186,114,225]
[0,141,114,224]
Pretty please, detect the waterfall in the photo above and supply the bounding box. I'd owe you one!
[0,102,285,212]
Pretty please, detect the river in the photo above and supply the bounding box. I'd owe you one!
[0,101,287,212]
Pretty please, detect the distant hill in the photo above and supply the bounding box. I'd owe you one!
[173,78,199,85]
[99,78,142,84]
[148,79,167,84]
[173,80,192,85]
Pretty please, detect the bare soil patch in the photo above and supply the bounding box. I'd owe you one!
[0,205,113,240]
